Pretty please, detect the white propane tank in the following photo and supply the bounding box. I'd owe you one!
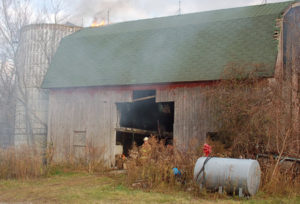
[194,157,261,196]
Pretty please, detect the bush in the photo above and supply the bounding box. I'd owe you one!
[126,137,202,191]
[206,64,300,195]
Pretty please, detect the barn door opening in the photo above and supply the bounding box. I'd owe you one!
[115,90,174,156]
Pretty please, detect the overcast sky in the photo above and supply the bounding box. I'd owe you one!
[33,0,291,26]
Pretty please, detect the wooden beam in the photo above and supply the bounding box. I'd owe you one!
[132,95,155,102]
[116,127,156,135]
[116,127,172,137]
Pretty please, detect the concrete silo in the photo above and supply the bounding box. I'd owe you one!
[15,24,81,147]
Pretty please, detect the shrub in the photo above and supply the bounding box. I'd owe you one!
[126,137,202,191]
[206,64,300,195]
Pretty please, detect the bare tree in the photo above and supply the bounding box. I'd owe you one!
[0,0,75,147]
[0,0,32,57]
[0,55,15,146]
[42,0,70,24]
[0,0,33,146]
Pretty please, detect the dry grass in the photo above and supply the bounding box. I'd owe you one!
[0,146,45,179]
[0,142,108,180]
[260,158,300,196]
[46,141,108,175]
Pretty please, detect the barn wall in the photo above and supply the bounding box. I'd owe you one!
[283,5,300,148]
[48,83,215,165]
[48,88,132,164]
[156,84,215,148]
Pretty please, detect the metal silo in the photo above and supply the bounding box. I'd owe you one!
[15,24,81,147]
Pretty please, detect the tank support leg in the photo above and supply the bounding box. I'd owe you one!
[239,188,244,197]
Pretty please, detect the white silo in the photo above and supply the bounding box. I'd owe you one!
[15,24,81,147]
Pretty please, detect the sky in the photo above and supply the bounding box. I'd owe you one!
[33,0,291,26]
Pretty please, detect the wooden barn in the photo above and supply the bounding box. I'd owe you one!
[42,2,299,165]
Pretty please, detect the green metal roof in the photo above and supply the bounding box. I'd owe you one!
[42,1,292,88]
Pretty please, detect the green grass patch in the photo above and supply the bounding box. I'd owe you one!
[0,172,298,203]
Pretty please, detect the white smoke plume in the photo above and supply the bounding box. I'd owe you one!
[70,0,149,26]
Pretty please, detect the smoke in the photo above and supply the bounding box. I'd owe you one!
[65,0,290,27]
[70,0,149,26]
[77,0,132,17]
[67,0,190,26]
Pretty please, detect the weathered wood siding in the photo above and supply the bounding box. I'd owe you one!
[157,84,215,148]
[283,5,300,149]
[48,88,132,165]
[48,83,215,164]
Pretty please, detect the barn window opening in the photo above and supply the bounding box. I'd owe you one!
[116,90,174,156]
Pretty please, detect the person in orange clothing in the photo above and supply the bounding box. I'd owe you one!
[140,137,151,162]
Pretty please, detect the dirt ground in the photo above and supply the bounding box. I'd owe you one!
[0,171,298,204]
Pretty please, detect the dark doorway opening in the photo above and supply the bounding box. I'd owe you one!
[116,90,174,156]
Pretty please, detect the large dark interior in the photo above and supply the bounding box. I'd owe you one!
[116,90,174,156]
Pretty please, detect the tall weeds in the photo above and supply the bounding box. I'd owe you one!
[126,137,202,191]
[206,64,300,195]
[0,146,44,179]
[0,141,107,179]
[47,141,107,174]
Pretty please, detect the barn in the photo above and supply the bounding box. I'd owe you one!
[42,2,299,165]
